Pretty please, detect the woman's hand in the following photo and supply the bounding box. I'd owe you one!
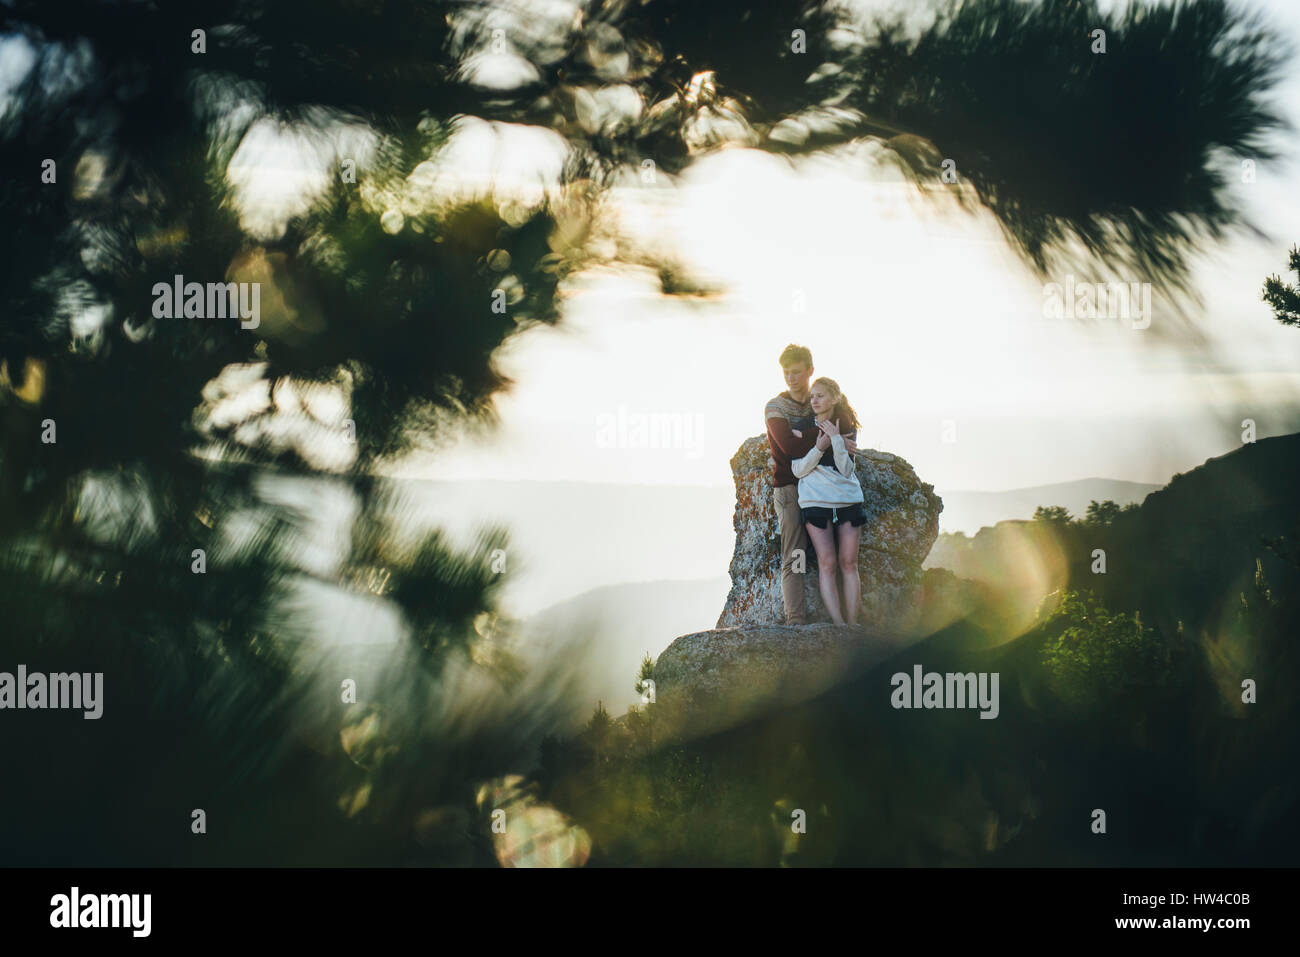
[818,417,840,438]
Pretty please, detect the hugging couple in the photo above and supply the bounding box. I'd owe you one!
[765,344,865,627]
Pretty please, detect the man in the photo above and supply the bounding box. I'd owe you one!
[765,344,856,625]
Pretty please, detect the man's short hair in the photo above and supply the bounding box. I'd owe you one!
[779,344,813,369]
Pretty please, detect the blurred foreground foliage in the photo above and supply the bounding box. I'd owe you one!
[0,0,1292,864]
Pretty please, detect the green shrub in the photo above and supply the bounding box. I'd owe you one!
[1039,590,1182,712]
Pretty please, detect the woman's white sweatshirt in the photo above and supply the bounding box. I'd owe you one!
[792,432,864,509]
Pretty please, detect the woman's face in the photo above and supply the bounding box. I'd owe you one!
[810,385,834,416]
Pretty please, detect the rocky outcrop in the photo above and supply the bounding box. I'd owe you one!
[650,438,948,738]
[717,436,943,632]
[653,568,989,738]
[652,622,906,737]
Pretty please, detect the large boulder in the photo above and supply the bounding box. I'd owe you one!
[652,623,906,738]
[652,569,988,740]
[717,436,943,632]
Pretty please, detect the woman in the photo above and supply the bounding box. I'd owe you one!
[790,377,865,626]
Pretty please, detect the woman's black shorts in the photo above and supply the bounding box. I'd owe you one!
[801,503,866,529]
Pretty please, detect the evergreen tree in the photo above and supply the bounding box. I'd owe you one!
[1262,244,1300,328]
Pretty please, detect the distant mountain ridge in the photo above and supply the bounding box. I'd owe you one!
[386,473,1160,613]
[925,432,1300,639]
[933,477,1162,534]
[521,577,731,712]
[377,478,735,615]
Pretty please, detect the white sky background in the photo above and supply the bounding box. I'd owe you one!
[4,1,1294,493]
[372,0,1300,493]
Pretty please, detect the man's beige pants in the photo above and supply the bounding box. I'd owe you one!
[773,484,808,625]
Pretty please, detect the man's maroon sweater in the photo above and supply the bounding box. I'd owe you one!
[766,412,818,487]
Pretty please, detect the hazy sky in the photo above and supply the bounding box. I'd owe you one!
[380,0,1300,494]
[6,0,1294,497]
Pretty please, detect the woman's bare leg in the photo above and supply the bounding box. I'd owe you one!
[837,521,862,626]
[806,522,845,625]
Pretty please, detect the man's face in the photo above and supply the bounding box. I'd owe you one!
[783,361,812,397]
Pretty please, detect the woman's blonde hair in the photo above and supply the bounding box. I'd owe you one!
[811,377,861,432]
